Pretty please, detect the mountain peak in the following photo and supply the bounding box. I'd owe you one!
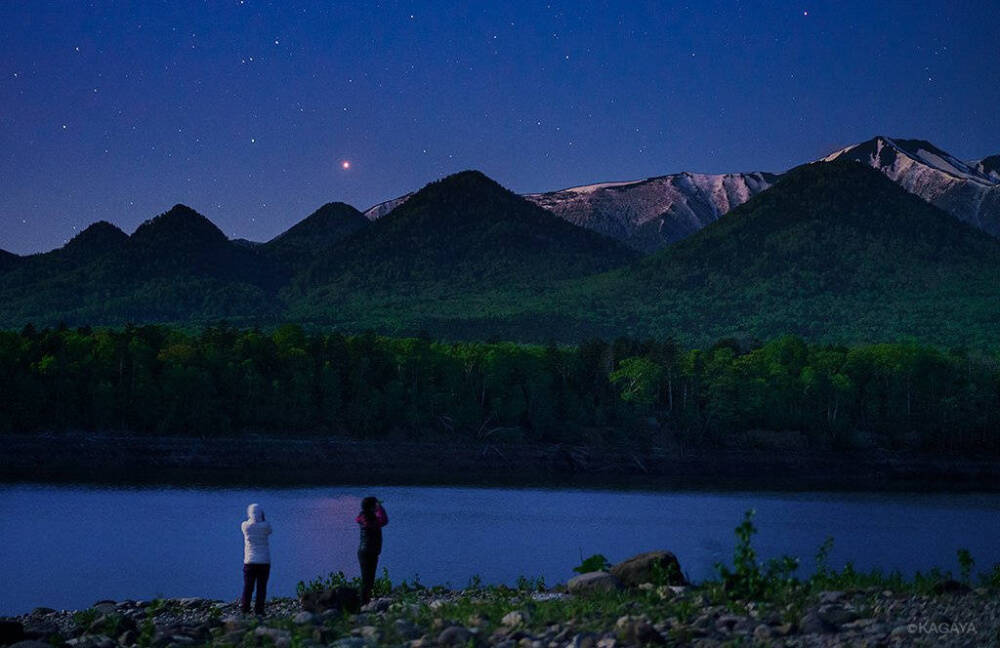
[131,204,228,247]
[402,170,522,214]
[62,221,128,257]
[262,201,369,265]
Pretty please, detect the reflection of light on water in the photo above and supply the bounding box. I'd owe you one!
[317,495,363,520]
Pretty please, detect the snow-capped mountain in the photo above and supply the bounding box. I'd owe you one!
[523,172,778,252]
[365,172,777,252]
[362,136,1000,252]
[823,137,1000,236]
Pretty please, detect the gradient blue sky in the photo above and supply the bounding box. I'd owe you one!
[2,0,998,254]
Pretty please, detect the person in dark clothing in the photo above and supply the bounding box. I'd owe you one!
[356,496,388,605]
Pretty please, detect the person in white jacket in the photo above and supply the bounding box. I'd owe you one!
[241,503,272,615]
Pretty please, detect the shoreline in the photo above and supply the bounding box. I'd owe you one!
[3,432,1000,491]
[3,584,995,648]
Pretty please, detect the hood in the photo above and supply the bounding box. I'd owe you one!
[246,503,265,522]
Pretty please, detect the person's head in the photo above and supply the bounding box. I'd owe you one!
[361,496,379,514]
[247,502,265,522]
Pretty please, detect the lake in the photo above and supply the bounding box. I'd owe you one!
[2,484,999,614]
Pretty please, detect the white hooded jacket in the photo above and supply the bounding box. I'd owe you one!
[241,503,272,564]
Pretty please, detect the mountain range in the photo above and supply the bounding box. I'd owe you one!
[363,135,1000,252]
[2,136,999,348]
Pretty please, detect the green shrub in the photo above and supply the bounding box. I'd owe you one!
[573,554,611,574]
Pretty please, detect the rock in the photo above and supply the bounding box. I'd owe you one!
[502,611,530,627]
[817,590,845,604]
[609,551,685,587]
[394,619,421,640]
[569,632,599,648]
[567,571,624,594]
[30,608,56,617]
[0,621,25,645]
[330,638,366,648]
[6,641,49,648]
[293,611,317,625]
[218,630,246,645]
[817,604,859,627]
[22,621,60,641]
[92,602,117,615]
[360,597,392,613]
[772,623,794,637]
[220,617,247,633]
[798,611,835,634]
[118,629,139,646]
[752,624,771,641]
[359,626,381,642]
[299,587,360,614]
[714,615,743,633]
[437,626,472,647]
[253,627,291,648]
[618,619,664,645]
[177,598,205,609]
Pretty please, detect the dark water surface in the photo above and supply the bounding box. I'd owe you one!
[3,484,999,614]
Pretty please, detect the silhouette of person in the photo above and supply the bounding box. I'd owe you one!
[355,496,388,604]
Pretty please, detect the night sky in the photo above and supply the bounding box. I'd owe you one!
[2,1,998,255]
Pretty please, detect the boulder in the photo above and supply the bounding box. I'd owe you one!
[798,611,835,634]
[299,586,360,614]
[817,604,859,627]
[91,602,117,615]
[437,626,472,647]
[609,551,685,587]
[567,571,624,594]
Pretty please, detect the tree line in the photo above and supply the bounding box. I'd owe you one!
[1,323,998,452]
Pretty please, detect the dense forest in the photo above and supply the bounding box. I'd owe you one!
[2,324,998,453]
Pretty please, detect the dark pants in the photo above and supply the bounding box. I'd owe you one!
[241,563,270,614]
[358,550,380,604]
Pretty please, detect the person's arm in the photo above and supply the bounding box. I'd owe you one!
[375,505,388,527]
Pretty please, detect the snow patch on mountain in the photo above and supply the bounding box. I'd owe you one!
[823,136,1000,236]
[524,171,777,252]
[364,193,413,221]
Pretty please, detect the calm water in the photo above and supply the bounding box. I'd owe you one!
[2,484,999,614]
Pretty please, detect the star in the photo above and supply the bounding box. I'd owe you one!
[341,160,351,170]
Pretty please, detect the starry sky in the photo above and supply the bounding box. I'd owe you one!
[1,1,998,255]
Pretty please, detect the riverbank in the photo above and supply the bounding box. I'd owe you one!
[3,582,995,648]
[4,433,1000,491]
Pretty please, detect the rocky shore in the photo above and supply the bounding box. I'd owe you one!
[3,555,996,648]
[4,432,1000,491]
